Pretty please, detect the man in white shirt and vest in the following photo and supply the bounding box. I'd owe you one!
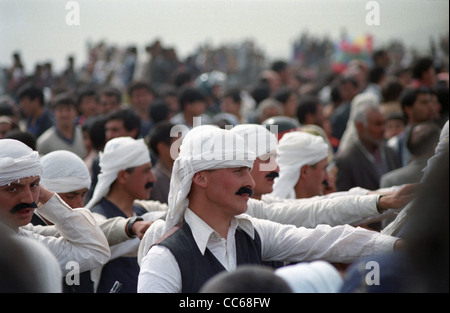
[138,125,403,293]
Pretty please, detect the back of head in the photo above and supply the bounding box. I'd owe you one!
[261,115,300,140]
[296,95,320,124]
[200,265,292,293]
[407,121,441,157]
[82,115,106,151]
[148,120,175,156]
[3,129,36,150]
[403,148,449,292]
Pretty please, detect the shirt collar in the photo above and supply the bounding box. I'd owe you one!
[184,208,255,255]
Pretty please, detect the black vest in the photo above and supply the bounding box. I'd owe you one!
[158,221,263,293]
[91,197,147,293]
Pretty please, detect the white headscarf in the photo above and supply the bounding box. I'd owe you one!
[229,124,278,158]
[40,150,91,193]
[85,137,150,210]
[164,125,255,233]
[270,131,328,199]
[0,139,42,186]
[275,261,343,293]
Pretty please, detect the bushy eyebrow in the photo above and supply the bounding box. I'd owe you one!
[5,177,41,187]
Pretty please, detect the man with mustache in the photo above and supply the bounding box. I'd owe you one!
[230,124,413,228]
[138,125,404,293]
[0,139,110,292]
[85,136,160,293]
[26,149,157,293]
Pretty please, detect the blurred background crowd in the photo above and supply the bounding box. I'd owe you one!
[0,30,449,206]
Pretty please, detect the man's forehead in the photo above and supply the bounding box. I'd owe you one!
[60,188,88,195]
[1,176,40,187]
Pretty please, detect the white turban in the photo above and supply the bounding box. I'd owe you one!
[270,131,328,199]
[229,124,278,158]
[85,137,150,210]
[275,261,343,293]
[0,139,42,186]
[164,125,255,232]
[40,150,91,193]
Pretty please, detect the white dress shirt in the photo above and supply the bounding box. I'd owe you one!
[136,193,392,266]
[138,208,398,293]
[19,193,111,275]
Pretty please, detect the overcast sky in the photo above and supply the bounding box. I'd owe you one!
[1,0,448,72]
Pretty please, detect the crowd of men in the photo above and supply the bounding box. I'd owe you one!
[0,35,449,294]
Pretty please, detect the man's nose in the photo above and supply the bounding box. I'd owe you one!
[21,186,35,204]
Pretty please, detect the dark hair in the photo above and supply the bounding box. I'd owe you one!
[82,115,106,151]
[100,86,122,103]
[381,77,404,102]
[368,66,385,84]
[251,83,271,106]
[178,87,206,111]
[406,121,441,156]
[372,49,388,62]
[296,95,320,124]
[412,57,434,79]
[17,84,44,107]
[52,94,77,109]
[147,120,175,156]
[149,98,170,124]
[105,108,141,138]
[271,60,288,73]
[173,70,193,88]
[274,86,295,105]
[4,129,36,150]
[0,101,15,117]
[127,81,154,97]
[76,88,98,107]
[223,88,241,103]
[400,87,432,112]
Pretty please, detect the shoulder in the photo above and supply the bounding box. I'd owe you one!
[36,127,56,142]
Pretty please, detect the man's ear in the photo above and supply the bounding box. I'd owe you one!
[355,120,364,134]
[192,171,209,188]
[116,169,129,184]
[300,164,309,178]
[157,141,170,156]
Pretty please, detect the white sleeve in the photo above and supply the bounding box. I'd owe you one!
[138,245,181,293]
[22,193,111,275]
[252,217,398,264]
[137,219,166,266]
[248,194,380,228]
